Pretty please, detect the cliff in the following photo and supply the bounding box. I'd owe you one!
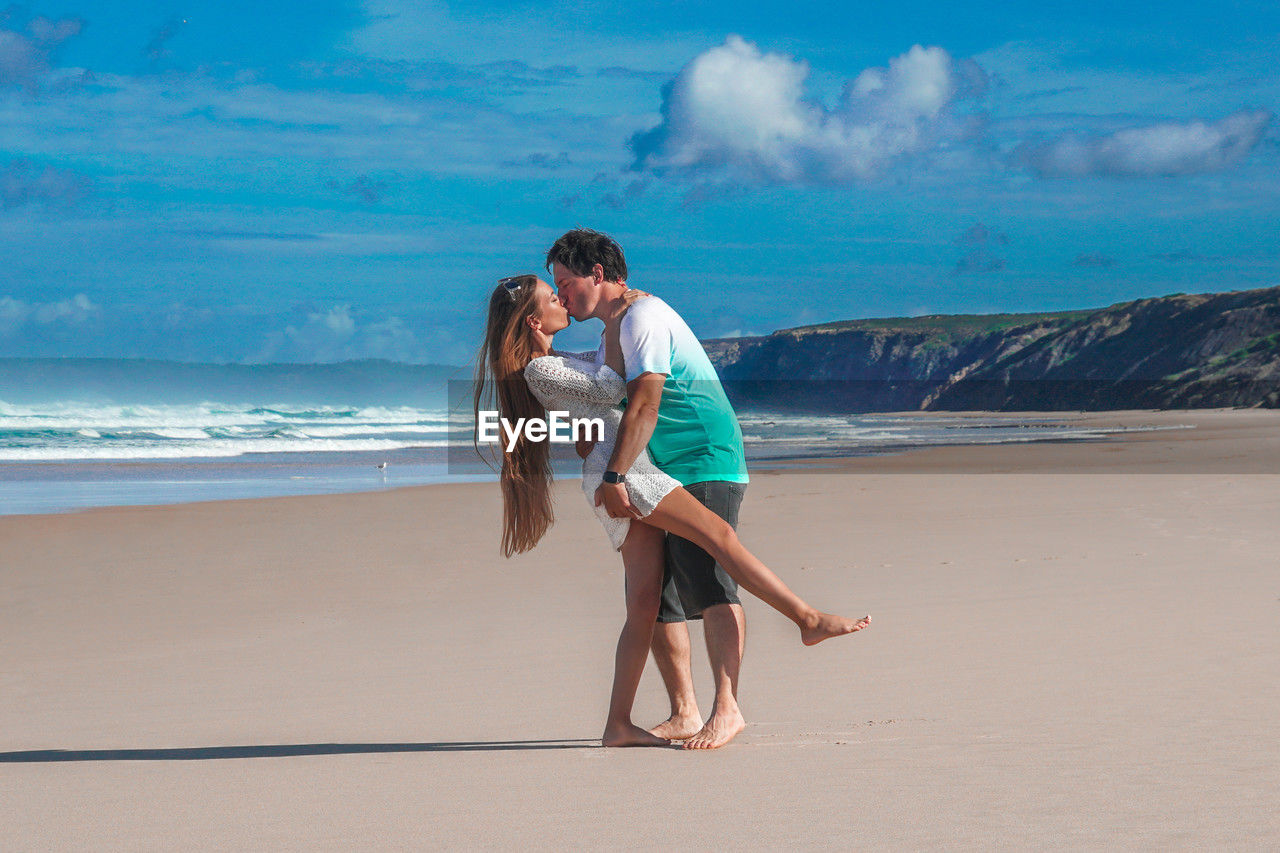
[703,286,1280,411]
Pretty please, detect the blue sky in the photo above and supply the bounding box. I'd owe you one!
[2,1,1277,364]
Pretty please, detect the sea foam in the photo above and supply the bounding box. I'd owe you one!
[0,399,450,462]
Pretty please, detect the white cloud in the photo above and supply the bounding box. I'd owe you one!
[0,70,593,180]
[28,16,84,46]
[632,37,1276,187]
[0,30,42,87]
[0,13,84,91]
[0,293,98,335]
[976,37,1280,120]
[1021,109,1272,177]
[630,37,986,184]
[0,295,29,334]
[318,306,356,338]
[345,0,707,72]
[34,293,97,324]
[1,159,91,207]
[254,305,422,362]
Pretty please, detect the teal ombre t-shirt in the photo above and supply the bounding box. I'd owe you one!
[597,296,748,486]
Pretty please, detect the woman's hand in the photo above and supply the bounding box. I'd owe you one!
[605,289,650,325]
[602,289,649,378]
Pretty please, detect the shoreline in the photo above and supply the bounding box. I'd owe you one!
[2,407,1266,519]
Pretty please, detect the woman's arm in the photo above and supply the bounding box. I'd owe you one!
[524,355,627,408]
[551,348,598,362]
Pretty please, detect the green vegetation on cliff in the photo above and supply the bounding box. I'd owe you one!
[704,286,1280,411]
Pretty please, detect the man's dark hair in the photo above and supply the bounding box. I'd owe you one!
[545,228,628,282]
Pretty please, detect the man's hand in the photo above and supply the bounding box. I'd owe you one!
[595,481,642,519]
[575,438,596,460]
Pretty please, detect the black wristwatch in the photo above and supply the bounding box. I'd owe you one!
[602,470,627,484]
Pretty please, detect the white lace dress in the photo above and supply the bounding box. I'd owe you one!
[523,353,681,551]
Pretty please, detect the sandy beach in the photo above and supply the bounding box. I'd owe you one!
[3,408,1278,849]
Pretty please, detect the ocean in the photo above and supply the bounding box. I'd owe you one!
[0,358,1130,516]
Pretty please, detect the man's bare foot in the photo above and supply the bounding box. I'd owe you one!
[649,712,704,741]
[683,705,745,750]
[800,612,871,646]
[602,722,673,748]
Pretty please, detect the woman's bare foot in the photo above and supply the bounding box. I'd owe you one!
[682,706,746,750]
[602,721,673,748]
[800,612,871,646]
[648,712,704,741]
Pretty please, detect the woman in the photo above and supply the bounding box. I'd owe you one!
[473,274,869,748]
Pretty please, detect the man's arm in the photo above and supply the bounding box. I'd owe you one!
[595,372,665,519]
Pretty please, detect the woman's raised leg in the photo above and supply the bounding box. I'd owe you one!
[644,488,870,645]
[602,520,675,747]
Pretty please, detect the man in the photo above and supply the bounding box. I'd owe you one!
[547,228,751,750]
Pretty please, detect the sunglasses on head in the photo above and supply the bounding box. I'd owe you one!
[498,275,530,300]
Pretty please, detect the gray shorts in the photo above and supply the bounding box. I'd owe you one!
[657,480,747,623]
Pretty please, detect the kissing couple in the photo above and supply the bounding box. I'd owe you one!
[473,228,869,749]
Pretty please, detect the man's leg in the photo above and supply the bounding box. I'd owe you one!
[647,557,704,740]
[665,481,749,750]
[647,621,703,739]
[686,601,746,750]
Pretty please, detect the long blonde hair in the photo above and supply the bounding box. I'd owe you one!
[472,275,554,556]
